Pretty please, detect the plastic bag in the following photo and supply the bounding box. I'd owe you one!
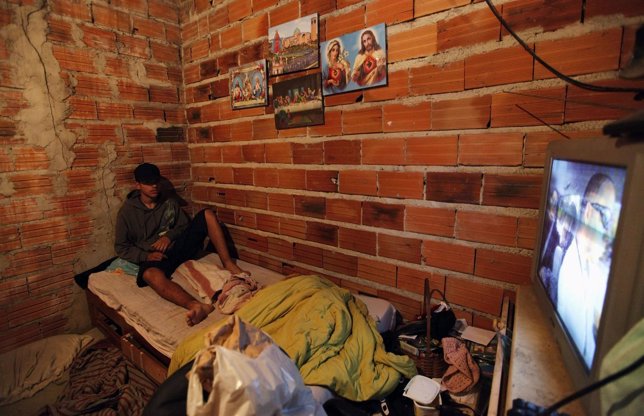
[187,339,325,416]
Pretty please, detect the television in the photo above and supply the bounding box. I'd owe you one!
[531,137,644,413]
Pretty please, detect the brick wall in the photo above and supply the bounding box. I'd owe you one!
[182,0,644,326]
[1,0,642,353]
[0,0,187,353]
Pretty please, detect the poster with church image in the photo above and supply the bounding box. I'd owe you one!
[320,23,388,96]
[268,13,319,76]
[229,60,268,109]
[273,73,324,130]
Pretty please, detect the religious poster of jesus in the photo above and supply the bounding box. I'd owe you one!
[320,23,388,96]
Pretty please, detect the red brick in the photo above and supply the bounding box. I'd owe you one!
[501,0,580,35]
[293,243,324,268]
[364,69,410,103]
[465,45,534,89]
[585,0,644,18]
[149,1,179,23]
[535,29,622,80]
[383,102,431,133]
[0,226,21,251]
[268,2,300,27]
[92,3,130,32]
[366,0,413,25]
[378,233,422,263]
[388,23,437,62]
[339,170,377,196]
[437,7,500,52]
[294,195,326,219]
[293,142,324,164]
[482,174,542,209]
[151,42,181,64]
[363,201,404,231]
[325,7,365,39]
[242,14,268,42]
[306,170,338,192]
[491,87,565,127]
[98,103,132,120]
[432,96,491,130]
[51,46,96,73]
[81,25,116,51]
[564,80,640,123]
[10,173,53,197]
[338,227,377,255]
[277,169,306,189]
[362,138,405,165]
[474,248,531,284]
[426,172,481,204]
[327,199,361,224]
[378,171,424,199]
[14,147,49,170]
[456,211,518,247]
[445,277,504,315]
[518,216,538,250]
[422,240,474,274]
[342,107,383,134]
[323,250,358,276]
[405,206,455,237]
[324,140,361,165]
[309,110,342,137]
[268,193,294,214]
[306,222,338,246]
[397,266,445,296]
[405,135,458,166]
[357,258,396,287]
[459,132,524,166]
[410,61,464,96]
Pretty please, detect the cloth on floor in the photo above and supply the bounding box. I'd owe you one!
[43,342,156,416]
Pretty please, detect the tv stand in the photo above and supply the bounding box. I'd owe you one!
[505,286,586,415]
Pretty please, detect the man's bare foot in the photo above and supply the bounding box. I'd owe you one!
[186,302,214,326]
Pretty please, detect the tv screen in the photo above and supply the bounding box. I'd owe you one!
[531,137,644,413]
[536,159,626,371]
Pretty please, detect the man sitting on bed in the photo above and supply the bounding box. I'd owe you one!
[114,163,246,326]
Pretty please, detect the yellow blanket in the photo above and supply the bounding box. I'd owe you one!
[170,275,417,401]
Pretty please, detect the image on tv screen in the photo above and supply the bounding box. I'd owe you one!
[537,159,626,370]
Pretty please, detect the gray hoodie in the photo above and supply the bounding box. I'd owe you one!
[114,190,190,264]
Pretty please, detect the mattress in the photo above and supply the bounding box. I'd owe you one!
[87,254,285,359]
[88,254,399,361]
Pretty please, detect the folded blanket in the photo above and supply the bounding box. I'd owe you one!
[171,275,417,401]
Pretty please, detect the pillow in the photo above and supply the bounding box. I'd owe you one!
[105,257,139,276]
[0,334,94,405]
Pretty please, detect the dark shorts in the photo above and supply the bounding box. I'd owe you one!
[136,209,209,287]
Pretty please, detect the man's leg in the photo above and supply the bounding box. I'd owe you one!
[202,209,246,275]
[141,267,213,326]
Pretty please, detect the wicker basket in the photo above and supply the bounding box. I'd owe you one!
[407,278,448,378]
[409,341,448,378]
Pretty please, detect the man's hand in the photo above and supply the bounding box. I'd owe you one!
[146,251,165,261]
[151,235,171,253]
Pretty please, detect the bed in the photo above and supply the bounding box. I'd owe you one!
[84,253,415,403]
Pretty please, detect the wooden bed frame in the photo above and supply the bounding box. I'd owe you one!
[86,290,169,385]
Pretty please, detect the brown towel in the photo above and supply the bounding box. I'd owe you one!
[441,337,480,394]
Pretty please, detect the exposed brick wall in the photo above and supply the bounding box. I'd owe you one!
[1,0,642,353]
[182,0,644,326]
[0,0,187,353]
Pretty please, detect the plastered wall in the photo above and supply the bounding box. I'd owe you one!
[0,0,642,354]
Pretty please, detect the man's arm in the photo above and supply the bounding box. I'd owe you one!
[114,209,149,264]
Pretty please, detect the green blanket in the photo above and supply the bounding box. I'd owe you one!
[170,275,417,401]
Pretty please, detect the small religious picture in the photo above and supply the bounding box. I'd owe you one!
[273,73,324,129]
[229,60,268,109]
[320,23,387,96]
[268,13,319,76]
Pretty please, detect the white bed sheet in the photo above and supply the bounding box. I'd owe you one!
[87,254,285,359]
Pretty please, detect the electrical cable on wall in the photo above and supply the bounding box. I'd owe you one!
[484,0,644,95]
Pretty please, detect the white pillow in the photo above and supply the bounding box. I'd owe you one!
[0,334,94,405]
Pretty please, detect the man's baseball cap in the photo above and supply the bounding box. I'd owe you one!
[134,163,161,184]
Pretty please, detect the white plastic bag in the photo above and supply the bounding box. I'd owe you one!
[187,344,325,416]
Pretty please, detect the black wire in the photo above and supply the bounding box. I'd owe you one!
[484,0,644,95]
[538,354,644,415]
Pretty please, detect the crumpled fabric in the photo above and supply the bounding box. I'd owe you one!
[215,273,261,314]
[441,337,480,394]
